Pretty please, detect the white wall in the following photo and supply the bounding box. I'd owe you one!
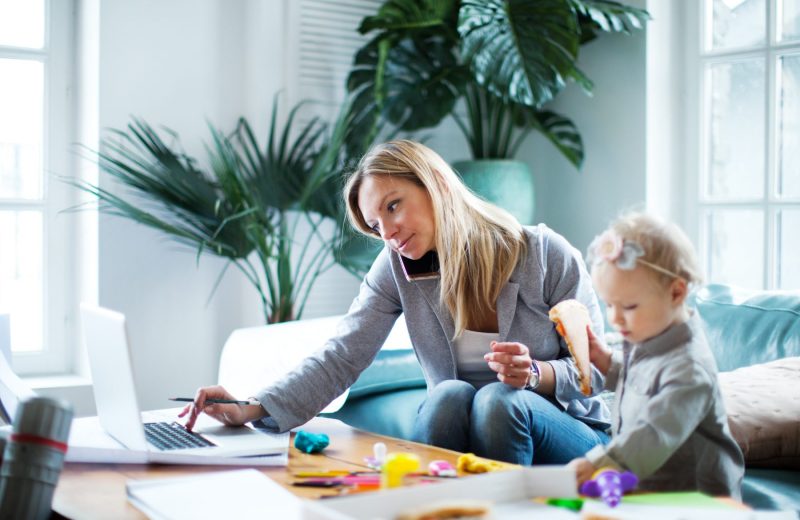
[78,0,648,414]
[96,0,289,412]
[519,14,648,255]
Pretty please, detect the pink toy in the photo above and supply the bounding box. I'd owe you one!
[579,467,638,507]
[428,460,457,477]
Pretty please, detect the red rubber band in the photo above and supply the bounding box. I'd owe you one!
[10,433,68,453]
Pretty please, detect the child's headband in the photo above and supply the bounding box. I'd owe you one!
[586,230,680,279]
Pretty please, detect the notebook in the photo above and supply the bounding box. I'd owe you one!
[80,304,288,459]
[126,469,318,520]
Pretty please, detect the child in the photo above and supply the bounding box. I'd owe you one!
[568,213,744,499]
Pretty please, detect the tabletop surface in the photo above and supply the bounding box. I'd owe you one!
[53,418,464,519]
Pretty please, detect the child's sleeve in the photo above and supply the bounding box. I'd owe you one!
[603,349,624,390]
[584,362,715,477]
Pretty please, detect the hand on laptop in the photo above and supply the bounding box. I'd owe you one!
[179,385,266,431]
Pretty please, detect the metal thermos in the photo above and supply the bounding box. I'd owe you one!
[0,396,73,520]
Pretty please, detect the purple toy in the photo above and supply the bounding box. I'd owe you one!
[579,467,638,507]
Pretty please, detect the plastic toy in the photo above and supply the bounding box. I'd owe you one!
[455,453,512,473]
[579,467,638,507]
[381,452,420,488]
[427,460,457,477]
[364,442,387,469]
[293,430,330,454]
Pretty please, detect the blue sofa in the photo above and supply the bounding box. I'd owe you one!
[325,284,800,511]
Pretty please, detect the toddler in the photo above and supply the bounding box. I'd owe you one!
[568,213,744,499]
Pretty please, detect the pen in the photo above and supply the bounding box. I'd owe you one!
[169,397,258,405]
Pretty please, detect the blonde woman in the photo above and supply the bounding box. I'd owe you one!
[183,140,610,464]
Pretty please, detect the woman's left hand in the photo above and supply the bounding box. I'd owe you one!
[484,341,533,389]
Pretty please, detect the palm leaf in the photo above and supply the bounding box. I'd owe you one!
[571,0,650,43]
[348,33,468,133]
[459,0,590,109]
[525,109,584,168]
[93,120,258,257]
[358,0,458,36]
[69,99,355,323]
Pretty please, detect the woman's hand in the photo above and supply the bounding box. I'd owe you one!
[567,457,597,488]
[177,385,266,431]
[484,341,533,389]
[587,326,612,375]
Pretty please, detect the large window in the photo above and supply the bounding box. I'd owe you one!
[695,0,800,290]
[0,0,76,374]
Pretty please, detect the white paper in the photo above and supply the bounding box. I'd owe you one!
[581,500,798,520]
[127,469,309,520]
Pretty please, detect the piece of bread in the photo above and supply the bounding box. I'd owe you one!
[396,499,492,520]
[549,299,592,396]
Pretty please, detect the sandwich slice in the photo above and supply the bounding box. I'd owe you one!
[549,299,592,396]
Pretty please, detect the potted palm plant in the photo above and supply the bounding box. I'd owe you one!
[347,0,649,223]
[72,96,377,324]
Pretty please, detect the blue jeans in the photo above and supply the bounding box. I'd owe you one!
[411,380,609,465]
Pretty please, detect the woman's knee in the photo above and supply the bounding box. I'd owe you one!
[427,379,476,408]
[472,383,527,422]
[412,380,475,449]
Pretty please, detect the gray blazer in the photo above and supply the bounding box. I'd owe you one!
[256,224,610,432]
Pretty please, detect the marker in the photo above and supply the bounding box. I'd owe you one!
[294,470,354,478]
[169,397,258,405]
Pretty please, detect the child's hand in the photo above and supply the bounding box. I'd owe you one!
[587,325,612,375]
[567,457,597,487]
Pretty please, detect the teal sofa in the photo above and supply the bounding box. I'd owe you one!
[325,284,800,512]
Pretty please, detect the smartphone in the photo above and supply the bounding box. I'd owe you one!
[399,250,440,282]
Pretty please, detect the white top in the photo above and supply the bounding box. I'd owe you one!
[453,329,500,389]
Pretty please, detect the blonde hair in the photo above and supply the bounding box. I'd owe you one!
[604,212,703,287]
[344,140,527,337]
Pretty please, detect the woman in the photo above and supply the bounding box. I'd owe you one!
[182,140,610,464]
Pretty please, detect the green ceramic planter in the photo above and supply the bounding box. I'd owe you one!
[452,159,535,225]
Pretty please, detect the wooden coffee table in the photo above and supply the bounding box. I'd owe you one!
[53,418,464,519]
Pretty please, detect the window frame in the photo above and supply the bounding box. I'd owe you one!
[685,0,800,290]
[1,0,79,375]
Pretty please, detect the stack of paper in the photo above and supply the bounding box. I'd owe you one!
[127,469,310,519]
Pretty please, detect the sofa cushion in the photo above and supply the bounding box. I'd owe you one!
[348,349,426,399]
[741,469,800,511]
[693,284,800,372]
[719,357,800,469]
[325,387,427,441]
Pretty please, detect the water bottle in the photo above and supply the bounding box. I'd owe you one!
[0,396,73,520]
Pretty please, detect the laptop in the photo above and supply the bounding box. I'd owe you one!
[80,304,288,459]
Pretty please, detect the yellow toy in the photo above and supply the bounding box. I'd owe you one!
[456,453,515,473]
[381,452,420,488]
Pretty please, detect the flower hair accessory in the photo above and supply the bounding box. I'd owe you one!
[587,230,680,278]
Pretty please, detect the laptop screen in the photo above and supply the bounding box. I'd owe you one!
[81,304,149,451]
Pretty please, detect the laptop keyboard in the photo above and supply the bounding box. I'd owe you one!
[144,422,216,450]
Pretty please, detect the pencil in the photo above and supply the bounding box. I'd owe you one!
[169,397,258,405]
